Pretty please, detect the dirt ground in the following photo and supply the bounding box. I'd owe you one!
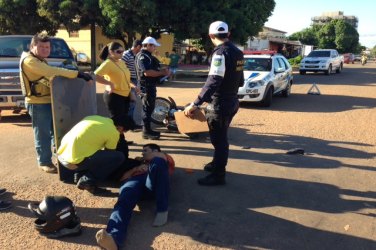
[0,62,375,250]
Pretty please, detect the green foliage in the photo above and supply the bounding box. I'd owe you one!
[334,20,359,53]
[288,27,318,46]
[99,0,156,48]
[371,45,376,57]
[0,0,55,35]
[0,0,275,55]
[288,55,302,66]
[317,21,336,49]
[289,20,359,53]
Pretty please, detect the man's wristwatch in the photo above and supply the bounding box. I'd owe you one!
[191,102,198,108]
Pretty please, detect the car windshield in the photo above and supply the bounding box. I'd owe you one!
[0,37,73,59]
[307,51,330,57]
[244,58,272,71]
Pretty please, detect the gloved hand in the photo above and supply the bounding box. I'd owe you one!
[77,71,93,81]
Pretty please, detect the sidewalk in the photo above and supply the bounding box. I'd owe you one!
[176,64,209,77]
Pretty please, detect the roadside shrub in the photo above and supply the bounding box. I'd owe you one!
[288,55,303,66]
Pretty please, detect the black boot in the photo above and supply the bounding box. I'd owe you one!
[203,162,215,172]
[198,172,226,186]
[143,130,161,140]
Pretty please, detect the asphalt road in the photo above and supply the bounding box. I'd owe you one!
[0,62,375,250]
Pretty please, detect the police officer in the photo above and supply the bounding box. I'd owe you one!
[135,37,170,140]
[20,33,93,174]
[184,21,244,186]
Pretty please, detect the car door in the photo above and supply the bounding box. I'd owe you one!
[331,50,340,69]
[273,57,286,93]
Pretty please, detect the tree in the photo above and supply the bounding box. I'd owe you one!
[371,45,376,57]
[0,0,54,35]
[289,27,318,46]
[169,0,276,53]
[99,0,156,48]
[317,21,336,49]
[334,20,359,53]
[37,0,105,69]
[289,20,359,53]
[100,0,275,54]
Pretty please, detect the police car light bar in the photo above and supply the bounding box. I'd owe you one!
[243,50,277,55]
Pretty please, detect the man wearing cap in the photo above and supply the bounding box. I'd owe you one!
[135,37,170,140]
[184,21,244,186]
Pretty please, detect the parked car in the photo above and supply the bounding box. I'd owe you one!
[354,54,362,62]
[73,51,91,66]
[299,49,343,75]
[343,53,355,64]
[0,35,78,112]
[237,51,293,107]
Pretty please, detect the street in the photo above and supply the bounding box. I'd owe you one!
[0,62,375,250]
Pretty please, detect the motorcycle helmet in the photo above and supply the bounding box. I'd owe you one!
[28,196,81,238]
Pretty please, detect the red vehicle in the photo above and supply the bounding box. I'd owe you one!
[343,53,355,64]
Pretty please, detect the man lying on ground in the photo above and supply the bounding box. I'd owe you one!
[96,143,175,250]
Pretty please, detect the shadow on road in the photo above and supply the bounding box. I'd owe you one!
[114,169,376,250]
[294,65,376,86]
[0,112,30,124]
[158,127,375,172]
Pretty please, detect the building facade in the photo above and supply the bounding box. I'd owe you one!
[311,11,358,29]
[55,26,174,65]
[247,27,302,58]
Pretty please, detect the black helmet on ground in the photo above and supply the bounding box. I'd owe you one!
[28,196,81,238]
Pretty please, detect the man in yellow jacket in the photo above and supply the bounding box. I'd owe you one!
[20,33,93,174]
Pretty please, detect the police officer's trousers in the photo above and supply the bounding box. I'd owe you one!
[141,86,156,131]
[206,100,239,173]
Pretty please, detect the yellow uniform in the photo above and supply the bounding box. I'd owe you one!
[57,115,120,164]
[20,52,78,104]
[94,59,131,97]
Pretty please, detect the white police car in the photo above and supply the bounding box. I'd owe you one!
[237,51,293,107]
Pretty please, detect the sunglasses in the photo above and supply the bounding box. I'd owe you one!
[114,49,124,54]
[147,44,155,47]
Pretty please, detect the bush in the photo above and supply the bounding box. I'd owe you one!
[288,55,303,66]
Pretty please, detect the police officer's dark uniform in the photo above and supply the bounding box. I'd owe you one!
[135,44,162,139]
[188,21,244,185]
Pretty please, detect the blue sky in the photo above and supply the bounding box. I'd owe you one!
[265,0,376,48]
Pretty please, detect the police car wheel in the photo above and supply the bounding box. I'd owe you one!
[282,82,291,97]
[260,87,273,107]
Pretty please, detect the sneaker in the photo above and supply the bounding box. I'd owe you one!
[96,229,118,250]
[203,162,215,172]
[0,200,12,210]
[198,173,226,186]
[142,130,160,140]
[76,176,97,193]
[38,164,58,174]
[0,188,6,196]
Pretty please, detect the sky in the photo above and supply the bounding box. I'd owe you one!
[265,0,376,48]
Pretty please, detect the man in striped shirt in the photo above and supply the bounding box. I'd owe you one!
[122,39,142,86]
[122,40,142,128]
